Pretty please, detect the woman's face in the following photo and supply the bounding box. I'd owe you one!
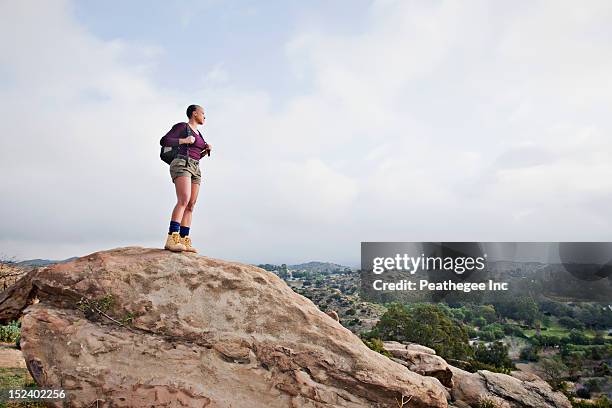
[194,107,206,125]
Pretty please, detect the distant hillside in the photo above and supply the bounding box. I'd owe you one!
[256,261,354,274]
[288,261,354,274]
[16,257,78,267]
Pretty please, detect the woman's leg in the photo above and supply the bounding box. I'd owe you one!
[180,182,200,228]
[171,176,192,222]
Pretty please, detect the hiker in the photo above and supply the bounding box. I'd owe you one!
[160,104,212,253]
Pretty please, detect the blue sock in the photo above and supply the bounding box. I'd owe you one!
[180,226,190,238]
[168,221,180,235]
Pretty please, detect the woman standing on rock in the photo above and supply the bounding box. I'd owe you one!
[160,104,212,253]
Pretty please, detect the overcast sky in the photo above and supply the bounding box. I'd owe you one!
[1,1,611,266]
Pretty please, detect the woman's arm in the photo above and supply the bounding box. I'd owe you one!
[160,123,187,147]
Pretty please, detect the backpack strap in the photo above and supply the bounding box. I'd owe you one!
[183,123,192,157]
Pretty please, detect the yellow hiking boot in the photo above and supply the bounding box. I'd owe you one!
[181,236,198,253]
[164,232,186,252]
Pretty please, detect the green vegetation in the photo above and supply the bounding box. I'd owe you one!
[362,338,391,357]
[473,341,514,371]
[0,368,35,389]
[0,368,45,408]
[477,397,500,408]
[0,321,20,343]
[519,344,540,361]
[365,303,472,361]
[77,293,114,315]
[76,294,139,329]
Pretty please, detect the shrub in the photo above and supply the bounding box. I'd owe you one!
[576,388,591,399]
[0,321,21,343]
[503,324,525,337]
[369,303,473,361]
[473,341,514,371]
[477,397,500,408]
[480,324,505,340]
[362,337,391,357]
[565,330,589,346]
[520,345,540,362]
[559,316,585,330]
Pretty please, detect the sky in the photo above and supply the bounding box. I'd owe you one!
[1,0,611,266]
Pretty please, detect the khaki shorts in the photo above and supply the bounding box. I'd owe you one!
[170,156,201,184]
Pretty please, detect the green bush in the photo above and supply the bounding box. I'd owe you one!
[559,316,585,330]
[466,360,512,374]
[367,303,473,361]
[477,397,500,408]
[533,334,562,348]
[480,324,505,341]
[473,316,487,327]
[503,324,526,337]
[473,341,514,371]
[519,345,540,362]
[0,321,21,343]
[362,337,391,357]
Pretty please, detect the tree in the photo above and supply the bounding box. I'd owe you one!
[472,316,487,328]
[473,341,514,370]
[479,305,497,324]
[519,345,540,362]
[450,308,466,322]
[536,358,567,390]
[495,296,539,325]
[534,334,562,348]
[566,329,589,345]
[515,297,539,325]
[558,316,584,330]
[369,303,472,361]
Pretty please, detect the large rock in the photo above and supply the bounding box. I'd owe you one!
[0,247,448,408]
[449,366,571,408]
[383,341,453,388]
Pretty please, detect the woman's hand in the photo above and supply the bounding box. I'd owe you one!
[180,136,196,145]
[202,143,212,156]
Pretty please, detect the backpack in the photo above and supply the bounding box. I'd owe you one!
[159,125,194,165]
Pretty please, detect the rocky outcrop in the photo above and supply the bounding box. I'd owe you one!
[383,341,453,388]
[384,343,571,408]
[325,310,339,322]
[0,247,447,408]
[449,366,572,408]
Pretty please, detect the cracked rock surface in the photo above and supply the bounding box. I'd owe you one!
[0,247,448,408]
[448,366,571,408]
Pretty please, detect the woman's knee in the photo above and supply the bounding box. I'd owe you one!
[176,196,190,208]
[186,200,197,212]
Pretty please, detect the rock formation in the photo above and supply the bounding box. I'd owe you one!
[0,247,448,408]
[384,343,571,408]
[383,341,453,388]
[449,368,571,408]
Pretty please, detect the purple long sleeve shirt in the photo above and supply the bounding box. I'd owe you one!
[160,122,207,160]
